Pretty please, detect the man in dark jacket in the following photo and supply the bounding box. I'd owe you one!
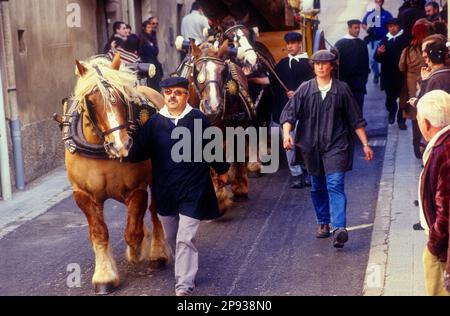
[140,19,163,91]
[374,18,409,129]
[271,32,314,188]
[127,76,229,296]
[103,21,128,54]
[416,90,450,296]
[280,50,373,249]
[398,0,426,41]
[335,19,370,114]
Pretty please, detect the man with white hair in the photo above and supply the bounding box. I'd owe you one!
[416,89,450,296]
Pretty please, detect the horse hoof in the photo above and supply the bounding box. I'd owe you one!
[149,258,167,271]
[94,282,116,295]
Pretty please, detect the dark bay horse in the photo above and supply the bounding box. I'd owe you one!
[63,54,169,294]
[190,41,257,206]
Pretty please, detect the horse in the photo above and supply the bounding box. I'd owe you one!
[61,54,169,294]
[190,40,256,205]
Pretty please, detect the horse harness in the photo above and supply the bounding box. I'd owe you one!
[57,65,157,159]
[192,56,256,124]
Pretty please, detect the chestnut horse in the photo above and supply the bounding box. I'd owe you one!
[64,54,169,294]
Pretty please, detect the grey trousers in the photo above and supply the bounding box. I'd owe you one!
[158,214,201,294]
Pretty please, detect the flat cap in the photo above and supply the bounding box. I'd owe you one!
[284,32,303,42]
[347,19,362,27]
[386,17,401,26]
[160,76,189,89]
[311,49,337,62]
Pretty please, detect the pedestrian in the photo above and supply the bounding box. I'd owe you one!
[126,76,230,296]
[271,32,314,189]
[416,89,450,296]
[409,35,450,231]
[140,19,163,91]
[103,21,128,54]
[181,1,210,45]
[374,17,409,129]
[335,19,370,115]
[362,0,393,85]
[425,1,441,22]
[410,35,450,108]
[280,50,374,248]
[398,0,426,41]
[399,22,430,158]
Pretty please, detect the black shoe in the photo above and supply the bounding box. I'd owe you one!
[290,175,305,189]
[388,112,396,124]
[412,222,424,231]
[316,224,331,238]
[333,228,348,248]
[303,172,311,187]
[398,122,407,130]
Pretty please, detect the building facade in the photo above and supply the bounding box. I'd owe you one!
[0,0,196,199]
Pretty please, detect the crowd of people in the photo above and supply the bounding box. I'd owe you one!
[102,0,449,296]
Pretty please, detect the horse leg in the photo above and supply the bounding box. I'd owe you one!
[73,191,119,295]
[124,189,149,264]
[231,162,249,201]
[211,169,233,216]
[148,193,170,270]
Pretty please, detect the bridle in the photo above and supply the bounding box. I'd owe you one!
[223,24,255,55]
[193,56,229,119]
[83,65,130,153]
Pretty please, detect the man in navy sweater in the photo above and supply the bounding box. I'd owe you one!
[127,76,229,296]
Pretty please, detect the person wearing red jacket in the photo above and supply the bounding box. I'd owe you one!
[417,89,450,296]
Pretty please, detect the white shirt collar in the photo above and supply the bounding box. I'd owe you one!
[159,103,193,126]
[343,34,358,40]
[288,52,309,68]
[386,29,404,41]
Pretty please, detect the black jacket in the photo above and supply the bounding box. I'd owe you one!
[127,109,230,220]
[374,32,409,91]
[335,38,370,93]
[280,79,366,176]
[270,56,314,123]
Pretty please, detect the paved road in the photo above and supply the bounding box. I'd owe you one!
[0,0,403,296]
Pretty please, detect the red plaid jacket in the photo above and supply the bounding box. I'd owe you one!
[420,129,450,274]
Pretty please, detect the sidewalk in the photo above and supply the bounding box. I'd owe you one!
[0,166,71,239]
[364,121,427,296]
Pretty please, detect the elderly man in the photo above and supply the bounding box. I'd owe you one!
[416,90,450,296]
[127,76,229,296]
[280,50,373,248]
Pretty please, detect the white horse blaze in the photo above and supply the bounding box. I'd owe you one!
[237,29,257,66]
[205,61,220,110]
[106,111,125,151]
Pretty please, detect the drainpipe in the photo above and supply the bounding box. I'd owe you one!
[1,1,25,190]
[0,67,12,200]
[127,0,136,32]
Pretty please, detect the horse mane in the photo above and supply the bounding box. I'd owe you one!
[73,55,144,106]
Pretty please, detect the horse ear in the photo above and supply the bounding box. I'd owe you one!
[75,60,87,77]
[218,39,229,59]
[191,39,202,59]
[240,12,250,25]
[111,53,121,70]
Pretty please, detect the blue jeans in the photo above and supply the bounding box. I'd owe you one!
[368,40,381,78]
[310,172,347,230]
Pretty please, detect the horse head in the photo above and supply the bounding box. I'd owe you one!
[221,18,257,67]
[191,40,230,121]
[74,53,139,158]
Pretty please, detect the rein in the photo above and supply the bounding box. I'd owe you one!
[84,65,130,140]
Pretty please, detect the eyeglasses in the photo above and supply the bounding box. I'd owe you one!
[163,89,188,96]
[151,22,159,25]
